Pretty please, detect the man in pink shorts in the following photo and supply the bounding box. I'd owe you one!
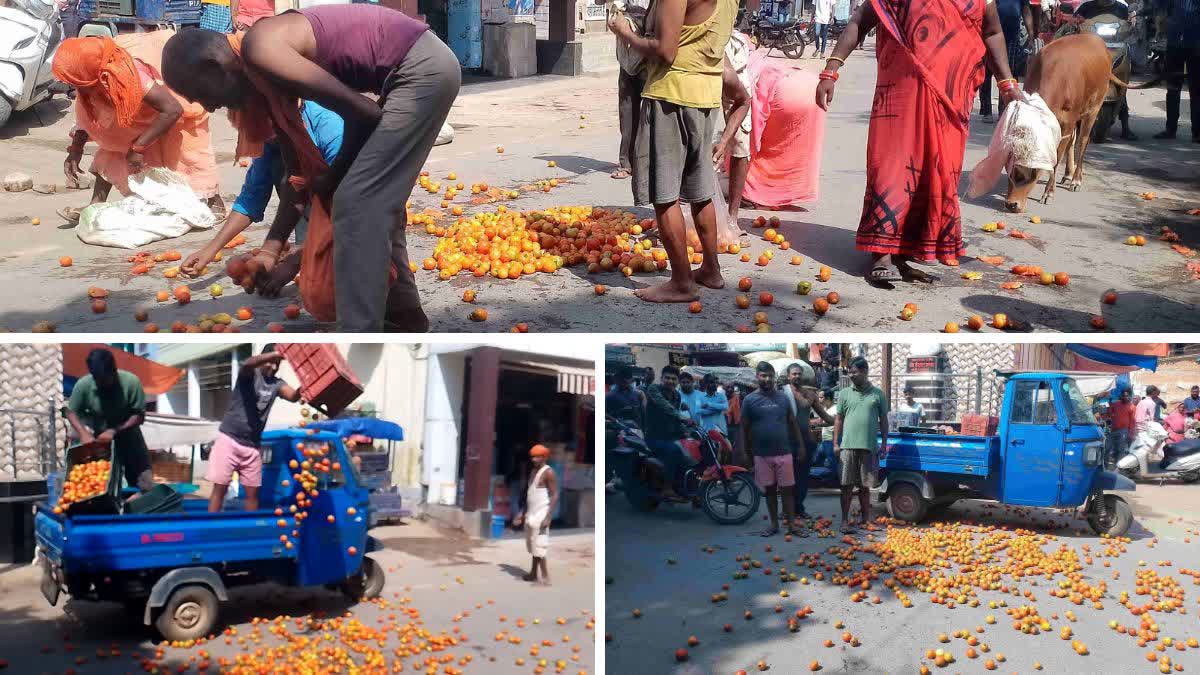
[206,346,301,512]
[741,362,806,537]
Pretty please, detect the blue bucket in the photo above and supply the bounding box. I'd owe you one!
[491,514,506,538]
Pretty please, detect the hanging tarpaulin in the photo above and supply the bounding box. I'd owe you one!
[1066,344,1163,372]
[63,344,184,395]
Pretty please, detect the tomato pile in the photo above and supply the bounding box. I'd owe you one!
[54,459,111,513]
[421,206,669,281]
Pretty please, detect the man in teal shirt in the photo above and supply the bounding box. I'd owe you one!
[66,349,154,493]
[833,356,889,533]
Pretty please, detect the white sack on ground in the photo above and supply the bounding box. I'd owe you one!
[75,168,216,249]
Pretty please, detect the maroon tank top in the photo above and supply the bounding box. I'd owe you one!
[299,5,430,95]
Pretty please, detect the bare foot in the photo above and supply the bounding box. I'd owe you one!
[692,264,725,290]
[633,280,699,303]
[535,579,551,586]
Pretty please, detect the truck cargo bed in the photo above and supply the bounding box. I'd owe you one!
[35,498,297,576]
[881,432,1000,478]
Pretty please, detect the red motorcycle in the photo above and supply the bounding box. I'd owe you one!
[607,417,762,525]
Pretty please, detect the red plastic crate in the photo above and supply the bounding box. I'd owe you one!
[277,344,363,416]
[960,414,999,437]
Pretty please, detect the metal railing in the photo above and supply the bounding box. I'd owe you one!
[0,398,59,481]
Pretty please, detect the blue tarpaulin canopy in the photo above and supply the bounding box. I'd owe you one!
[1066,344,1159,371]
[305,418,405,441]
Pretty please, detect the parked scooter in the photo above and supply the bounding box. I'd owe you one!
[606,416,761,525]
[0,0,62,129]
[1117,422,1200,483]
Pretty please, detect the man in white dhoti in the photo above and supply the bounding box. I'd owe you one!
[514,444,558,585]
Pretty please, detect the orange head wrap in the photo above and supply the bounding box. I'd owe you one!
[529,444,550,459]
[52,37,144,128]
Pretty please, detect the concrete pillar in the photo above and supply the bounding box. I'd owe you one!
[548,0,576,41]
[186,364,200,419]
[423,354,464,506]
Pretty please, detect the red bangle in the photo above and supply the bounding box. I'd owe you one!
[997,78,1018,92]
[130,144,147,154]
[819,70,839,82]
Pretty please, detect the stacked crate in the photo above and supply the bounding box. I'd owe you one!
[277,344,364,417]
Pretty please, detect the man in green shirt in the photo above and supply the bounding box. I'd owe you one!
[833,356,889,533]
[66,349,154,493]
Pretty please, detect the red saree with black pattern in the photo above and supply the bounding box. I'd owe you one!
[855,0,987,263]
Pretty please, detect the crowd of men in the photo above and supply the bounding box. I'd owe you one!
[1104,383,1200,465]
[607,352,890,533]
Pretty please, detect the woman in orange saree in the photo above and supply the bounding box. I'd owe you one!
[52,34,222,224]
[816,0,1024,284]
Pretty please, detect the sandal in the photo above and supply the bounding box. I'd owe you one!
[611,168,631,180]
[57,207,82,225]
[867,264,902,284]
[839,522,857,534]
[759,526,779,537]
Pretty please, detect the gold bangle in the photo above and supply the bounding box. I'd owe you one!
[826,56,847,67]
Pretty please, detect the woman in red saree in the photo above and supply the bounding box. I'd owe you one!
[816,0,1024,284]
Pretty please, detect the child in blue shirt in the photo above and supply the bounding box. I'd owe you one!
[181,100,343,278]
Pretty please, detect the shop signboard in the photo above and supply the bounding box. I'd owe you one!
[585,1,606,20]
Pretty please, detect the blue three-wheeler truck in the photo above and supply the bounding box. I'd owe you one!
[877,371,1136,536]
[34,428,384,641]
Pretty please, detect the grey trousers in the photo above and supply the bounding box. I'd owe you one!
[332,31,461,332]
[618,70,645,171]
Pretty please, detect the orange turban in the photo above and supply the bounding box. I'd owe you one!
[529,444,550,459]
[52,37,144,128]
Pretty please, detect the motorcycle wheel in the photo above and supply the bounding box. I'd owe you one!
[0,97,13,130]
[782,35,806,59]
[700,473,760,525]
[1180,470,1200,484]
[1093,101,1115,143]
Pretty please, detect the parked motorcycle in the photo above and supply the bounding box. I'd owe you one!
[1116,422,1200,483]
[606,416,761,525]
[1056,0,1134,142]
[0,0,62,129]
[749,11,808,60]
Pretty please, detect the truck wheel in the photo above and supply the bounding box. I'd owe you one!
[154,585,218,642]
[340,556,385,601]
[1087,494,1132,537]
[0,97,13,130]
[361,556,385,599]
[887,483,928,522]
[1178,470,1199,484]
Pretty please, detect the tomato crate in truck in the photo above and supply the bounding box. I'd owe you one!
[277,344,363,417]
[57,441,123,516]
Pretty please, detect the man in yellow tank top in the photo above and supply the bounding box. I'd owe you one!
[610,0,739,303]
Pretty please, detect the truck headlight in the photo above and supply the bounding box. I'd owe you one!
[1084,442,1102,466]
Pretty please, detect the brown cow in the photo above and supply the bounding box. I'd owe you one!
[1005,34,1113,213]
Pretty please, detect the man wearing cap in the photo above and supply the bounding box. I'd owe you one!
[514,444,558,585]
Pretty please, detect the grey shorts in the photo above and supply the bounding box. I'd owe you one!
[632,98,718,206]
[839,448,874,488]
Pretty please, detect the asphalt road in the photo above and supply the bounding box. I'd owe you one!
[604,481,1200,674]
[0,520,595,674]
[0,45,1198,333]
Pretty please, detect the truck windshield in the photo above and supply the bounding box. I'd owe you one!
[1060,379,1096,426]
